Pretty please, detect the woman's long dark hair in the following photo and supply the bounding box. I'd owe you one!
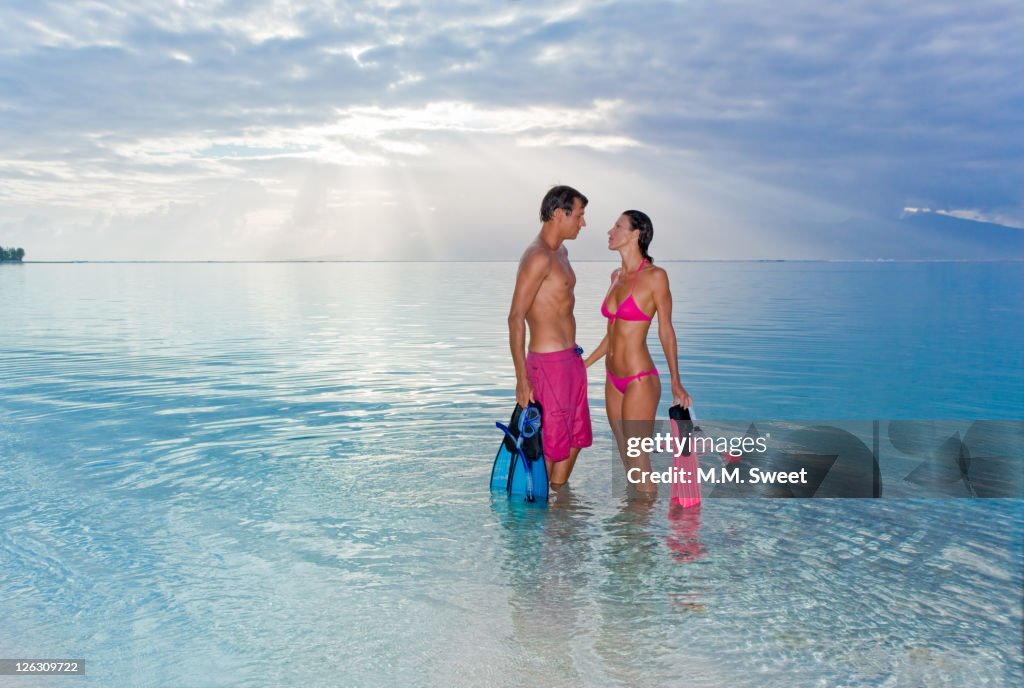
[623,210,653,263]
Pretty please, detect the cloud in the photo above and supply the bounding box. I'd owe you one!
[903,207,1024,229]
[0,1,1021,258]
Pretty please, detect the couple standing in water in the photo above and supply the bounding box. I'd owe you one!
[508,185,692,497]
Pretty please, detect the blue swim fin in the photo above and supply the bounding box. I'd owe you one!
[509,448,548,502]
[493,403,548,503]
[490,438,514,493]
[491,405,526,494]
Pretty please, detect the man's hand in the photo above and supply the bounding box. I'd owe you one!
[516,377,534,409]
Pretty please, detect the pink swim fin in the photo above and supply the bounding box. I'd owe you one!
[669,405,701,509]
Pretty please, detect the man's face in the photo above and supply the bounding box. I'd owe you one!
[562,198,586,239]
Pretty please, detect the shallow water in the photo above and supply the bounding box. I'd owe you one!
[1,261,1021,686]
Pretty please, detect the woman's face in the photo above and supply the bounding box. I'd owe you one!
[607,214,638,251]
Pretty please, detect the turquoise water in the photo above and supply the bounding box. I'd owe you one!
[1,261,1021,686]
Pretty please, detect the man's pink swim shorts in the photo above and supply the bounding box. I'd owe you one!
[525,346,593,461]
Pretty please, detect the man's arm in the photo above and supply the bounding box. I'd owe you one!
[508,248,550,407]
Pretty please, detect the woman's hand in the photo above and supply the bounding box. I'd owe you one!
[672,379,692,409]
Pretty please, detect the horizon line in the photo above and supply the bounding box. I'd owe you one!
[8,258,1024,265]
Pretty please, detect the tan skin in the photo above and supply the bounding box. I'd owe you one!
[584,213,692,498]
[508,197,587,490]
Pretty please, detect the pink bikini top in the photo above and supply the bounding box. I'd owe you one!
[601,259,653,322]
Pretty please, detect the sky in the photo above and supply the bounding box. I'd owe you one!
[0,0,1021,260]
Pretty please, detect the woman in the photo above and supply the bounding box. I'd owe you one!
[584,210,692,495]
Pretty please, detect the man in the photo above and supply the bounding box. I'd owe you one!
[508,185,592,490]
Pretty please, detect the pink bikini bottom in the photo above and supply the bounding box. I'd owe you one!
[606,368,659,394]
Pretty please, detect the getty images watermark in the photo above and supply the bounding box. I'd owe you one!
[624,431,802,487]
[612,420,1023,498]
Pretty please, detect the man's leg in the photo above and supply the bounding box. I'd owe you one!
[547,447,581,490]
[547,349,591,490]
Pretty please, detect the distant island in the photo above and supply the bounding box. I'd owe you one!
[1,246,25,262]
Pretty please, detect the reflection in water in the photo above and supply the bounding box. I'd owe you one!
[666,504,706,566]
[1,262,1021,686]
[592,496,707,686]
[491,491,595,686]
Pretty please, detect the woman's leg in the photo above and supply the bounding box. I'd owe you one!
[622,374,662,497]
[605,377,627,467]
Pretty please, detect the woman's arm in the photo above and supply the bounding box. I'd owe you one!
[584,269,620,369]
[584,335,608,369]
[652,269,693,408]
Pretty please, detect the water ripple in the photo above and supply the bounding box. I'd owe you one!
[1,262,1021,686]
